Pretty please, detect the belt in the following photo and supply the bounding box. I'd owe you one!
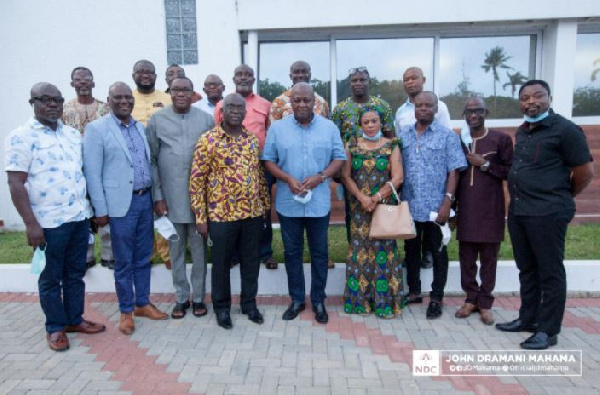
[132,188,150,195]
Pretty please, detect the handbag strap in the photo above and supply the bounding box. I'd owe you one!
[385,181,400,204]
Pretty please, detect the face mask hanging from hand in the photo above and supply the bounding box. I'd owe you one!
[154,216,180,242]
[293,189,313,204]
[31,246,46,275]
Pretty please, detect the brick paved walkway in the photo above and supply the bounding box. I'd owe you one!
[1,293,599,394]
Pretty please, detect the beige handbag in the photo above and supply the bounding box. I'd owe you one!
[369,181,416,240]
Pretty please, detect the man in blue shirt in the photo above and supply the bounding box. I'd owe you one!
[263,83,346,324]
[398,91,467,319]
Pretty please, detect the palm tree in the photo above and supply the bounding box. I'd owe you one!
[503,71,528,98]
[481,46,513,98]
[591,58,600,82]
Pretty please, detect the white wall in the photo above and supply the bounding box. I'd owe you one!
[1,0,599,228]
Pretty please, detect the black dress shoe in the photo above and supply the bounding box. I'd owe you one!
[86,260,97,269]
[312,303,328,324]
[495,319,537,333]
[282,302,305,320]
[403,293,423,305]
[426,300,443,320]
[101,259,115,270]
[243,308,264,325]
[520,332,557,350]
[216,311,233,329]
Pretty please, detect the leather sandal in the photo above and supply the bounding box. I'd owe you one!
[171,301,191,319]
[192,302,208,317]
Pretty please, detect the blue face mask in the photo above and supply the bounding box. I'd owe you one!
[363,130,382,141]
[30,246,46,275]
[524,111,549,123]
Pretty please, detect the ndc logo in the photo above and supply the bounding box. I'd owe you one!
[413,350,440,376]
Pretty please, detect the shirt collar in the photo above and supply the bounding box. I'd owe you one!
[28,117,64,134]
[110,112,137,128]
[292,113,317,127]
[215,124,250,139]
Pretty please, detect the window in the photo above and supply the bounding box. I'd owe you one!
[258,42,330,103]
[439,35,535,119]
[573,33,600,117]
[164,0,198,65]
[335,38,434,111]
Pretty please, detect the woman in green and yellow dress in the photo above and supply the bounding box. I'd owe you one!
[340,106,404,318]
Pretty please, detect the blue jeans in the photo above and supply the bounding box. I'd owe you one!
[39,219,89,333]
[109,193,154,312]
[259,169,275,261]
[277,212,330,305]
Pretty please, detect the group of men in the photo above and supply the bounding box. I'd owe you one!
[5,57,594,352]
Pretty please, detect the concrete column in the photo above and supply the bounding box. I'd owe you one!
[541,20,578,118]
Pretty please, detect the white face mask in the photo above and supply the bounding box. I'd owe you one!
[31,246,46,275]
[154,216,180,242]
[293,189,313,204]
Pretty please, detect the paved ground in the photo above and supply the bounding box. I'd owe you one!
[0,293,599,395]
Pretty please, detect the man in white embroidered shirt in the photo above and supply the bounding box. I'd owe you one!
[5,83,106,352]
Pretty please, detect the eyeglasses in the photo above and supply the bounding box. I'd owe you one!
[32,96,65,105]
[349,67,369,76]
[72,76,93,82]
[463,108,486,116]
[170,87,194,94]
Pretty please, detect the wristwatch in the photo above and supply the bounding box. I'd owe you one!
[318,171,327,183]
[445,192,455,203]
[480,161,490,172]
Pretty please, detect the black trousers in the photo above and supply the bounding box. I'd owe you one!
[404,221,449,301]
[507,210,572,336]
[209,216,263,313]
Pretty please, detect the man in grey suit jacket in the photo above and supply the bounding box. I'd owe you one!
[84,82,168,335]
[147,77,214,319]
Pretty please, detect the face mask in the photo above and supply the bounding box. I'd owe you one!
[523,111,549,123]
[31,246,46,275]
[460,121,472,148]
[293,189,313,204]
[154,216,180,242]
[362,130,382,141]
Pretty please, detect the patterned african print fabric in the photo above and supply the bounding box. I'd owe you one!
[269,89,330,122]
[189,125,269,224]
[62,98,109,134]
[344,137,404,318]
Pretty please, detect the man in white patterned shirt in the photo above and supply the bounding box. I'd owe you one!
[5,83,106,352]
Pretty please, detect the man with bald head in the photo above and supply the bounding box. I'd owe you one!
[84,82,168,335]
[190,93,270,329]
[269,60,329,122]
[399,91,466,320]
[263,83,346,324]
[214,64,274,269]
[193,74,225,116]
[6,83,105,351]
[454,97,513,325]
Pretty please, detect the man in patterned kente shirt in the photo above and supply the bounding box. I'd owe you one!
[190,93,270,330]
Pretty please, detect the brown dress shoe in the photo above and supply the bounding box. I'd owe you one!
[46,331,69,351]
[119,313,135,335]
[328,259,335,269]
[134,303,168,320]
[66,319,106,334]
[479,309,495,326]
[165,260,172,270]
[455,302,478,318]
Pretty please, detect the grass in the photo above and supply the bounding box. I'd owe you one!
[1,223,599,264]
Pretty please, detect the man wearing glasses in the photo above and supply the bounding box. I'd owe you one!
[146,77,214,320]
[6,83,106,351]
[454,97,513,326]
[193,74,225,116]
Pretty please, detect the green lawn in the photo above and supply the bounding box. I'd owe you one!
[1,223,598,263]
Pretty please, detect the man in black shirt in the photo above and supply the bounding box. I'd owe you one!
[496,80,594,350]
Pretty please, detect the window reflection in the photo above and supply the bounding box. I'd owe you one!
[573,33,600,117]
[257,41,330,103]
[335,38,434,111]
[439,35,534,119]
